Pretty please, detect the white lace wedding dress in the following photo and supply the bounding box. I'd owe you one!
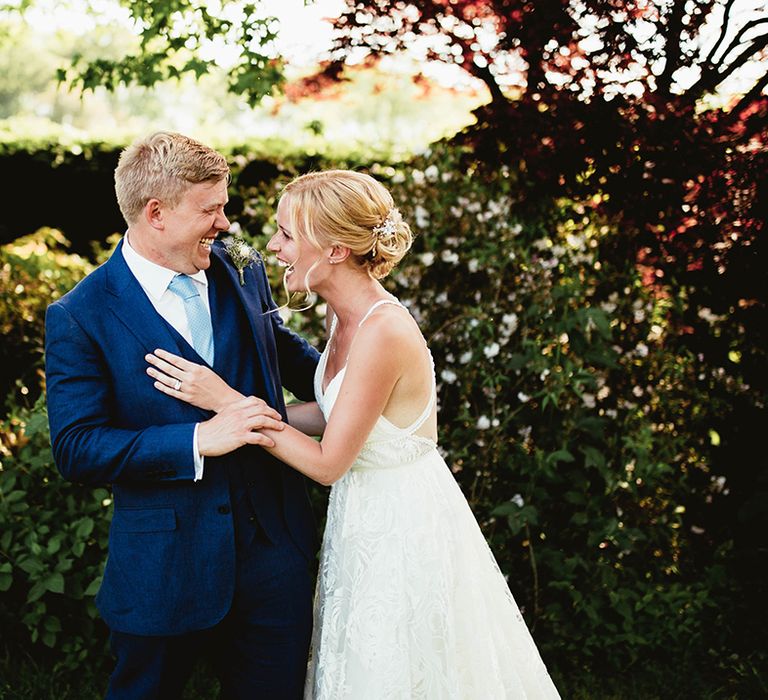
[304,300,560,699]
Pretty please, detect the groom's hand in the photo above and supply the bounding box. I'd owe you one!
[197,396,284,457]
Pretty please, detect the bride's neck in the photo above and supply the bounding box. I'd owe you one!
[322,274,390,328]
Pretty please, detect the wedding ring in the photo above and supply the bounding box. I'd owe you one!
[174,379,182,391]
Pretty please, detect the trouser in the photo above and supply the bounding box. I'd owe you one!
[105,533,313,700]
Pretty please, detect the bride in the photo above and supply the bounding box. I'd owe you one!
[146,170,560,699]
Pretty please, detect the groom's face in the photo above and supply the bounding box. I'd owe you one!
[159,178,230,274]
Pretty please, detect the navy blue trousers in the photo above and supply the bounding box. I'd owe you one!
[105,533,313,700]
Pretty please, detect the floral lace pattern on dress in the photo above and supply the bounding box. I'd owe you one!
[304,300,560,699]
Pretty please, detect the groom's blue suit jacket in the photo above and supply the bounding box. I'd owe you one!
[45,239,320,636]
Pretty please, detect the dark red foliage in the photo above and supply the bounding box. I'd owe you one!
[325,0,768,659]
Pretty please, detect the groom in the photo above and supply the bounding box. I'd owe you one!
[45,132,319,699]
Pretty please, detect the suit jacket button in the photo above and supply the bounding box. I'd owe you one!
[248,515,258,523]
[217,505,231,515]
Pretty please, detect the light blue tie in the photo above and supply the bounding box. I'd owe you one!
[167,274,214,365]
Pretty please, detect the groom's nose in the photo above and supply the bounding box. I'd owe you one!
[216,211,231,231]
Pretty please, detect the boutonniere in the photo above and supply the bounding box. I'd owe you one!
[222,234,260,286]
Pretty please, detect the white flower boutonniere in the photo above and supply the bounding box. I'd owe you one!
[222,235,260,286]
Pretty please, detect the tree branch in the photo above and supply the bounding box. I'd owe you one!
[657,0,687,97]
[447,28,508,104]
[728,67,768,119]
[688,23,768,103]
[716,31,768,85]
[703,0,737,66]
[711,18,768,70]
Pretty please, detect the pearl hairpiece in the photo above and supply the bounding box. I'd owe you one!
[372,209,398,239]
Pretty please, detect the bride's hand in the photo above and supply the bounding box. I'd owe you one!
[146,348,244,412]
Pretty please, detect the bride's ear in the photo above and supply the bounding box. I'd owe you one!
[328,245,351,266]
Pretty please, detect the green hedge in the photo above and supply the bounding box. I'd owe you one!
[0,143,764,695]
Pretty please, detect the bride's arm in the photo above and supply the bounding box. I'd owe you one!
[259,316,408,485]
[145,350,326,437]
[286,402,326,437]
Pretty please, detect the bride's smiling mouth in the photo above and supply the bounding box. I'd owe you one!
[276,257,296,276]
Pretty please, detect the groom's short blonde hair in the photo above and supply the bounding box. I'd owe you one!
[114,131,230,224]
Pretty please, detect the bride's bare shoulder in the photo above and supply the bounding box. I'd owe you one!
[355,305,424,360]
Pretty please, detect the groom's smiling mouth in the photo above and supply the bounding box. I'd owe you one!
[200,236,216,250]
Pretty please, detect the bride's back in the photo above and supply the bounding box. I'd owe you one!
[358,303,438,443]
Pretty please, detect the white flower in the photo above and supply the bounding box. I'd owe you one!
[459,351,473,364]
[517,392,531,403]
[414,205,430,228]
[228,221,242,234]
[420,252,435,266]
[511,494,524,508]
[635,342,649,357]
[581,393,596,408]
[468,258,480,273]
[501,313,519,335]
[440,369,458,384]
[424,164,439,181]
[632,385,644,397]
[223,235,259,285]
[391,171,406,184]
[510,223,523,235]
[411,169,425,185]
[483,343,500,359]
[477,415,491,430]
[441,250,459,264]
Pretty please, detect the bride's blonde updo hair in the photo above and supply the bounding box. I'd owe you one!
[280,169,413,279]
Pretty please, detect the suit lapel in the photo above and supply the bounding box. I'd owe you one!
[104,239,186,358]
[210,244,278,407]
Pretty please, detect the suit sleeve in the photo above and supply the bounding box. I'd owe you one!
[45,302,198,485]
[256,258,320,403]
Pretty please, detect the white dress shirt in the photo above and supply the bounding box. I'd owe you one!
[121,234,208,481]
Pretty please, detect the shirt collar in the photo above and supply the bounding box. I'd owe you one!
[122,233,209,300]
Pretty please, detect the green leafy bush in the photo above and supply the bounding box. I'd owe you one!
[0,228,94,405]
[234,143,762,689]
[0,145,764,694]
[0,398,111,672]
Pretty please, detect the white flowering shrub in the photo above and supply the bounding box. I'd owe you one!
[233,143,748,687]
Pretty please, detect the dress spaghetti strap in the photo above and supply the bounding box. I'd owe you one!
[358,298,436,435]
[357,298,405,326]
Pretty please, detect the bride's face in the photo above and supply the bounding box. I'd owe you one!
[268,196,325,294]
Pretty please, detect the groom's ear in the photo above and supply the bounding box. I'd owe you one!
[144,198,165,230]
[328,245,351,265]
